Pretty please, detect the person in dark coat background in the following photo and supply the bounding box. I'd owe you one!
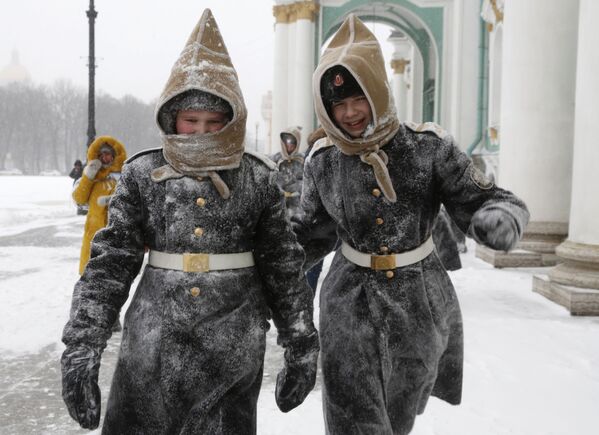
[61,9,318,434]
[271,126,305,219]
[292,15,529,435]
[69,159,83,181]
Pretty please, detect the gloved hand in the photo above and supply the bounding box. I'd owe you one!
[96,195,113,207]
[61,344,102,429]
[275,332,319,412]
[83,159,102,179]
[470,207,520,252]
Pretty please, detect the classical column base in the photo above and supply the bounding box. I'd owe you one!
[475,245,559,268]
[532,275,599,316]
[475,221,567,268]
[533,240,599,316]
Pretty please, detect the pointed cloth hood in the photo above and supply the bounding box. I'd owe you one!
[313,14,400,202]
[279,126,304,163]
[86,135,127,179]
[154,9,247,189]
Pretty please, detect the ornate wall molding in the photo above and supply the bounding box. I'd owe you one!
[295,1,319,22]
[273,4,291,23]
[274,1,319,24]
[481,0,504,32]
[391,58,411,74]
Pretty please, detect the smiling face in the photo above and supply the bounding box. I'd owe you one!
[331,94,373,138]
[175,110,229,135]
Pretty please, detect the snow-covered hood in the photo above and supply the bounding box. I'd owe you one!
[155,8,247,174]
[279,126,304,162]
[313,14,399,155]
[312,14,400,202]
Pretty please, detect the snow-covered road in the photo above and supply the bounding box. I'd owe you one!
[1,176,598,434]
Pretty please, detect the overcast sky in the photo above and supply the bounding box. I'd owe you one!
[1,0,276,130]
[1,0,396,137]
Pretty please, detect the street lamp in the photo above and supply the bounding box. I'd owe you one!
[86,0,97,148]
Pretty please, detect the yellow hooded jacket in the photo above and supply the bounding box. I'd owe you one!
[73,136,127,274]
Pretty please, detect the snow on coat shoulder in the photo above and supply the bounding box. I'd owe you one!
[125,147,162,164]
[404,121,450,140]
[306,137,334,163]
[244,150,277,171]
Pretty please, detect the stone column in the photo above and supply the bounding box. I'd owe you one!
[388,32,412,122]
[291,1,318,151]
[271,2,291,154]
[286,5,297,122]
[533,0,599,315]
[476,0,579,268]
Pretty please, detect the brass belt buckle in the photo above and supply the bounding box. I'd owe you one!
[371,254,396,270]
[183,253,210,272]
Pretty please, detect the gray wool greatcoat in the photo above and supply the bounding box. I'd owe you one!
[271,152,305,217]
[292,124,529,435]
[62,150,315,434]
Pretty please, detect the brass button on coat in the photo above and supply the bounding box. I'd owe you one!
[194,227,204,237]
[386,271,394,279]
[375,217,384,225]
[380,246,389,253]
[196,197,206,207]
[190,287,200,297]
[372,188,381,197]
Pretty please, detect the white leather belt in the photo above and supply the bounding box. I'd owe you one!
[341,236,435,270]
[148,250,255,273]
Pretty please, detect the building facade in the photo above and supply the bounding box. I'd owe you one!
[269,0,599,315]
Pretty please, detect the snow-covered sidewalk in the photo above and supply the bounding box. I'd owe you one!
[0,176,598,434]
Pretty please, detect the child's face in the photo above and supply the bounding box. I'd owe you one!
[175,110,228,135]
[98,147,115,165]
[284,137,297,154]
[331,94,372,138]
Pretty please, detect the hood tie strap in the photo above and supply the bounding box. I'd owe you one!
[359,147,397,203]
[200,171,231,200]
[151,164,231,200]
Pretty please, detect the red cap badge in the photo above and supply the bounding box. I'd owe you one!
[333,73,344,87]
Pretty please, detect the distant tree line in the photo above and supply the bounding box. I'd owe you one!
[0,81,161,174]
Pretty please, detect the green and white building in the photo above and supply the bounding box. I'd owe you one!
[268,0,599,314]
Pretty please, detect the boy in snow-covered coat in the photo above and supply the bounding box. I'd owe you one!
[61,9,318,434]
[292,15,529,435]
[271,126,305,218]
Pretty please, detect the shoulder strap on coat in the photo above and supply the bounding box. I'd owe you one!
[307,137,334,161]
[244,150,277,171]
[404,121,449,140]
[125,147,162,164]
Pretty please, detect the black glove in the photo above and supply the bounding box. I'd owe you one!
[275,332,319,412]
[470,207,520,252]
[61,344,102,429]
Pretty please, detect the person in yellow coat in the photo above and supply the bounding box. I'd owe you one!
[72,136,127,275]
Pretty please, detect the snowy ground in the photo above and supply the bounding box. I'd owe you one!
[0,176,598,435]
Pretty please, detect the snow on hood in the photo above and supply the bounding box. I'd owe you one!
[154,8,247,174]
[279,126,303,160]
[312,14,400,155]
